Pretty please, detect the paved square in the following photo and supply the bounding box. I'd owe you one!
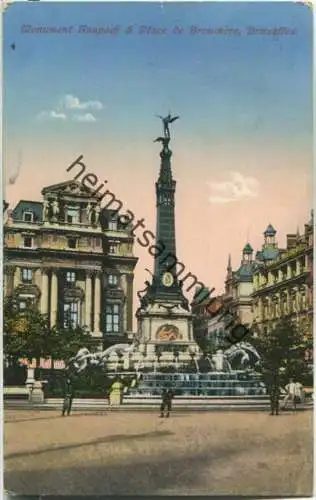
[4,409,313,496]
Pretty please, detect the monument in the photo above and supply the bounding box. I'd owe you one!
[135,114,200,366]
[65,116,265,400]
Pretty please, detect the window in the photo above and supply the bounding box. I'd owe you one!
[66,271,76,283]
[68,238,77,249]
[23,211,33,222]
[109,243,117,254]
[66,208,78,224]
[21,268,32,283]
[105,304,120,334]
[108,274,118,286]
[63,301,80,328]
[23,236,32,248]
[108,219,117,231]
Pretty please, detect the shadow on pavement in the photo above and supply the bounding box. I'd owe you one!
[4,444,245,496]
[5,440,312,497]
[5,429,174,460]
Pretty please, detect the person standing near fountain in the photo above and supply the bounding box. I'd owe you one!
[266,372,280,416]
[160,387,173,418]
[282,378,303,411]
[62,378,74,417]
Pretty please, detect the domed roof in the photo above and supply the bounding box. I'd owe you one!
[264,224,277,236]
[243,242,253,254]
[256,247,280,261]
[236,262,256,281]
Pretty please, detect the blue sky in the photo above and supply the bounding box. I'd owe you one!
[4,2,313,148]
[3,2,313,302]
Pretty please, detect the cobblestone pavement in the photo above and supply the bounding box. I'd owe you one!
[4,409,313,496]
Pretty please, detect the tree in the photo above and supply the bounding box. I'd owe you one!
[4,296,93,381]
[50,322,92,368]
[253,317,311,390]
[4,297,52,378]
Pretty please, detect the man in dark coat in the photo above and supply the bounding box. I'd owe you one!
[160,387,173,418]
[62,378,74,416]
[270,383,280,415]
[267,371,280,416]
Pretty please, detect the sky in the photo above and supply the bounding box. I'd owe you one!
[3,2,313,319]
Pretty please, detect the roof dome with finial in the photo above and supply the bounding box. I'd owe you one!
[243,243,253,254]
[264,224,276,237]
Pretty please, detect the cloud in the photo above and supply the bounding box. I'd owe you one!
[72,113,96,123]
[208,172,259,204]
[60,94,103,111]
[36,94,103,123]
[36,110,67,121]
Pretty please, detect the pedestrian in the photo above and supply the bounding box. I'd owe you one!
[282,378,303,411]
[62,378,74,416]
[266,371,280,416]
[160,387,173,418]
[270,383,280,415]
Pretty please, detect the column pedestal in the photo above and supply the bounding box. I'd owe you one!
[30,381,45,404]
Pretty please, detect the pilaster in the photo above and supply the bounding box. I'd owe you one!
[40,268,50,315]
[50,270,58,326]
[93,270,101,335]
[85,270,93,330]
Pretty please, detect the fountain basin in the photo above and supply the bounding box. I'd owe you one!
[128,371,266,397]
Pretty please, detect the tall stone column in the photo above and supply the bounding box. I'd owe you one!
[305,253,309,271]
[40,268,49,315]
[121,274,128,331]
[258,298,263,321]
[126,273,134,332]
[35,268,42,288]
[291,287,298,313]
[85,270,93,331]
[13,266,20,291]
[5,266,15,297]
[93,271,101,335]
[50,270,58,326]
[285,289,290,314]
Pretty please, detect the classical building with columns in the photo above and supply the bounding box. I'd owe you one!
[251,213,313,339]
[4,180,138,348]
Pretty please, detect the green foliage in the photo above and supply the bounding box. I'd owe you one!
[4,297,52,364]
[253,318,311,388]
[4,296,93,380]
[49,323,92,366]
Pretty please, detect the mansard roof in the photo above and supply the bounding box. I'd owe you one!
[256,246,280,261]
[235,261,257,282]
[12,200,43,222]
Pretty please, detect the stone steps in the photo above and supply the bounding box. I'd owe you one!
[4,397,313,412]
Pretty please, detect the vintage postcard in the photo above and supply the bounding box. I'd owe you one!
[2,1,314,497]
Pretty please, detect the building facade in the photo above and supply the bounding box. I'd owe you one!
[252,213,313,338]
[4,180,138,347]
[193,217,313,347]
[224,243,257,326]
